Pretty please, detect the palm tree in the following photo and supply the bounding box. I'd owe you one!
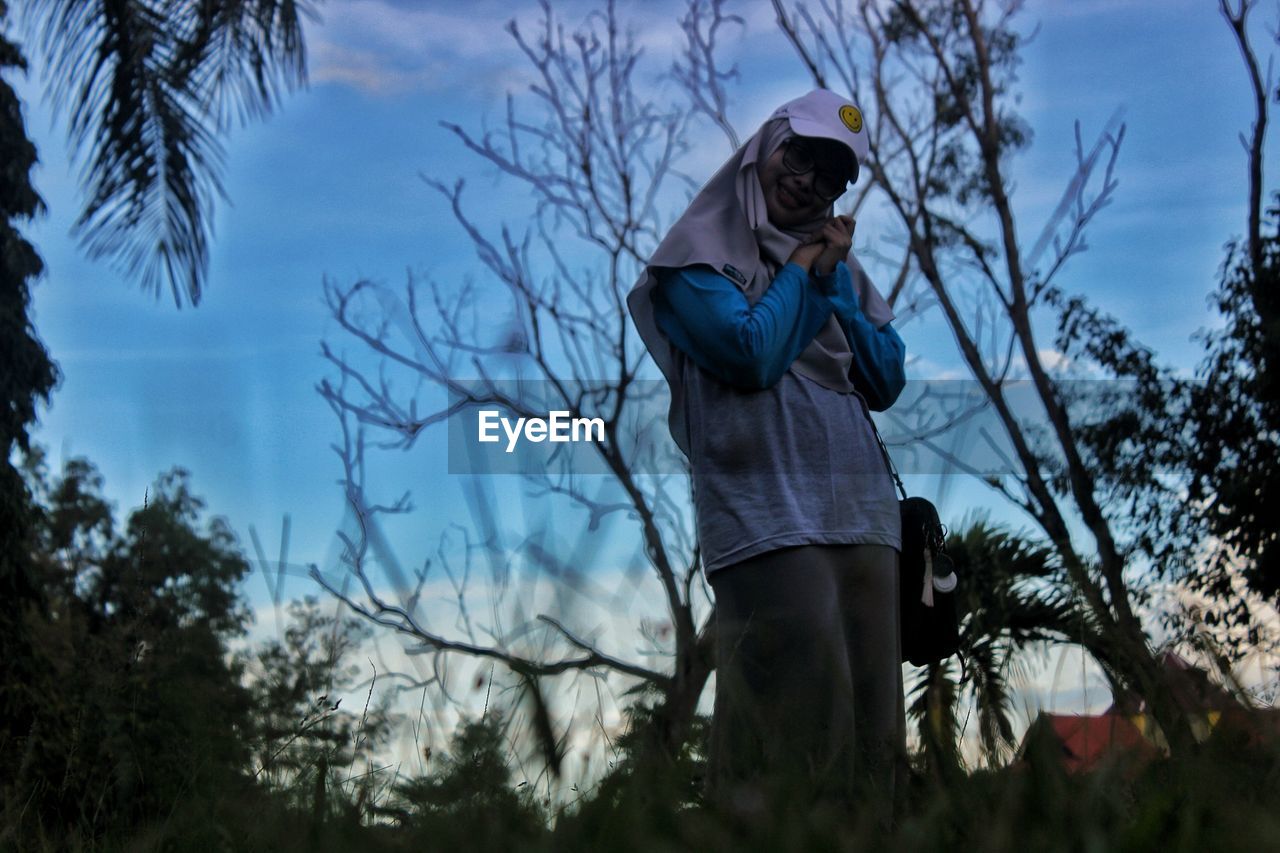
[908,515,1081,775]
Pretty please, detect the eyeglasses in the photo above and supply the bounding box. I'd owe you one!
[781,140,851,203]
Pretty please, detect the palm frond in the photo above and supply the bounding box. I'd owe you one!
[965,637,1016,763]
[172,0,313,130]
[936,515,1092,766]
[907,658,963,776]
[32,0,315,307]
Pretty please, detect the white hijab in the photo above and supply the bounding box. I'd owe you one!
[627,115,895,457]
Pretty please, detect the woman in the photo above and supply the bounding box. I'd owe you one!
[626,90,907,815]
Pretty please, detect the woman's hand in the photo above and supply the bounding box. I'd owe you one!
[812,215,855,276]
[786,238,826,273]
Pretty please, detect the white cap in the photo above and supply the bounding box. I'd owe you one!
[769,89,869,183]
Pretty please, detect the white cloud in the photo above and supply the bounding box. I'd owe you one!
[1036,347,1072,372]
[308,0,539,95]
[905,354,972,381]
[306,0,697,98]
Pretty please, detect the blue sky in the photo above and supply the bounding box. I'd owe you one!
[10,0,1278,734]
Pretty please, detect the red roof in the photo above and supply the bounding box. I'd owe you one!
[1024,713,1159,773]
[1018,654,1275,772]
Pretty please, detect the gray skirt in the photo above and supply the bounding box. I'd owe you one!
[707,542,906,814]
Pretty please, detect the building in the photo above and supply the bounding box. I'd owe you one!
[1016,651,1278,772]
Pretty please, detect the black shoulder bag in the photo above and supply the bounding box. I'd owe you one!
[870,423,962,667]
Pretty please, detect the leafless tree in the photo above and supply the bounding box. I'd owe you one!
[1221,0,1270,269]
[770,0,1232,750]
[314,0,748,778]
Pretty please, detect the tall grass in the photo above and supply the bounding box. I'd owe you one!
[15,695,1277,852]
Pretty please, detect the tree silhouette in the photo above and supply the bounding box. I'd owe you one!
[378,712,546,846]
[1,3,314,829]
[14,453,255,842]
[242,595,393,820]
[0,5,59,812]
[1180,0,1280,624]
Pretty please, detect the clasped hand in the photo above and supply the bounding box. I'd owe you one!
[787,215,855,276]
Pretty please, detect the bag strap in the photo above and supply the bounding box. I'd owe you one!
[866,408,908,501]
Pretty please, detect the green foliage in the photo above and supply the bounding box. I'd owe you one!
[948,516,1071,648]
[0,1,60,798]
[242,595,393,811]
[11,454,255,844]
[1,0,319,823]
[1186,199,1280,609]
[6,462,401,848]
[909,517,1075,770]
[30,731,1280,851]
[1053,195,1280,646]
[376,713,547,851]
[883,0,1033,207]
[3,459,1275,851]
[0,3,56,453]
[1047,287,1200,580]
[556,732,1280,853]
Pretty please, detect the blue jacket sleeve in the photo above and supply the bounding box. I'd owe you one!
[813,261,906,410]
[652,263,835,390]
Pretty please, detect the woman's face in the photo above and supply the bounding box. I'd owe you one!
[758,136,852,229]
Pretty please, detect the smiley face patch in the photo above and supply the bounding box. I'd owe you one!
[839,104,863,133]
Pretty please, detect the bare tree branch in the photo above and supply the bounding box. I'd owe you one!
[316,1,735,772]
[1221,0,1269,266]
[773,0,1200,749]
[672,0,743,150]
